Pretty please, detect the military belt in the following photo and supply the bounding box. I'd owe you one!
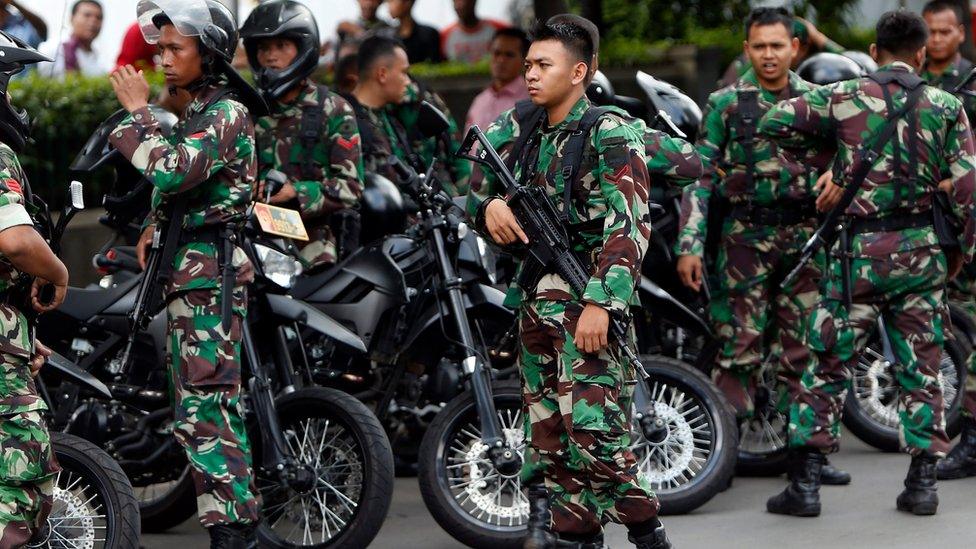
[729,200,817,226]
[848,210,933,236]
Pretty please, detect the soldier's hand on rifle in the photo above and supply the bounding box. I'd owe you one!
[136,225,154,271]
[29,340,52,378]
[110,64,150,113]
[268,183,297,205]
[815,170,843,212]
[485,198,528,245]
[576,303,609,353]
[676,254,703,292]
[939,178,953,194]
[30,277,65,313]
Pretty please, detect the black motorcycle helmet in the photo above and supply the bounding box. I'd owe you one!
[136,0,268,116]
[241,0,320,103]
[586,70,615,106]
[841,50,878,75]
[797,52,865,85]
[360,173,406,243]
[0,31,52,152]
[635,71,702,142]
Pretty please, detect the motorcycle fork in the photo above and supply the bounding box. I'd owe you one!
[240,320,294,475]
[429,224,514,469]
[632,377,669,443]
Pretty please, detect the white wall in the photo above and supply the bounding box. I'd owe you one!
[27,0,514,70]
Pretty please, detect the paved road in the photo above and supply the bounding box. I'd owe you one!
[143,432,976,548]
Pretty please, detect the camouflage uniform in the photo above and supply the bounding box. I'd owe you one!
[255,81,364,270]
[759,61,976,457]
[109,85,261,526]
[676,69,826,418]
[922,56,976,420]
[468,96,656,536]
[0,144,59,546]
[644,128,702,195]
[395,79,471,196]
[346,95,413,185]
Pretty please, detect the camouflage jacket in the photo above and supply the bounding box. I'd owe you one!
[0,144,45,413]
[394,79,471,196]
[645,127,702,193]
[467,96,651,313]
[676,69,822,257]
[759,61,976,262]
[921,55,976,133]
[346,94,412,184]
[256,81,365,269]
[110,84,256,294]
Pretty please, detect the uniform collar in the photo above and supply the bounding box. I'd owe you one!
[544,95,590,132]
[738,68,802,100]
[274,80,319,112]
[877,61,917,74]
[184,83,224,119]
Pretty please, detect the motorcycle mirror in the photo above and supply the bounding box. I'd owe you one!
[265,169,287,200]
[417,101,450,139]
[70,180,85,211]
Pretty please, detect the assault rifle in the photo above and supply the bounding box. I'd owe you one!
[457,125,649,379]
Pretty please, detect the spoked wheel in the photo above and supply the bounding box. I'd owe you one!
[631,356,737,514]
[843,328,968,452]
[135,464,197,533]
[735,360,789,476]
[35,433,140,549]
[255,387,394,548]
[418,380,527,549]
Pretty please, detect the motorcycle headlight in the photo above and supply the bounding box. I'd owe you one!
[255,243,303,289]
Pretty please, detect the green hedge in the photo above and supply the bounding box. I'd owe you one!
[11,72,167,209]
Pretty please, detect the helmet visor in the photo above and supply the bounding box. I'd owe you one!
[137,0,215,44]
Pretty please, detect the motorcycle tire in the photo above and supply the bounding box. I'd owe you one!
[138,465,197,533]
[842,327,969,453]
[254,387,394,548]
[39,432,141,549]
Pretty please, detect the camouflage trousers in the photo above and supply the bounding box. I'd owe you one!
[167,287,261,527]
[710,221,821,419]
[948,272,976,420]
[792,245,950,457]
[0,407,59,548]
[518,299,658,536]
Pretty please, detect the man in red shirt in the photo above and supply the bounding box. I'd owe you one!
[115,21,156,71]
[441,0,507,63]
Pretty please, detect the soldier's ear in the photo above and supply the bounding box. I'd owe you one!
[869,43,878,62]
[571,61,587,86]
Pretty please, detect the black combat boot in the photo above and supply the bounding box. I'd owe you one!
[208,523,256,549]
[766,449,824,517]
[820,457,852,485]
[896,454,939,515]
[627,518,672,549]
[524,485,557,549]
[936,418,976,480]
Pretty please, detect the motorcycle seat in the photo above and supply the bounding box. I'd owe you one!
[60,275,141,321]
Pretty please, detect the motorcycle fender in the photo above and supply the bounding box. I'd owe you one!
[45,351,112,399]
[639,276,712,337]
[265,294,367,353]
[401,283,512,351]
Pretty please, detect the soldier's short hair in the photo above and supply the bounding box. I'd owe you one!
[357,35,405,76]
[744,7,794,40]
[546,14,599,55]
[876,9,929,57]
[530,20,594,71]
[922,1,967,26]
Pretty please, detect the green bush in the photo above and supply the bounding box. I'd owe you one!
[10,71,167,209]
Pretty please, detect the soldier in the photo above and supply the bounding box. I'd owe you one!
[760,9,976,516]
[108,1,262,545]
[0,32,67,547]
[240,0,365,270]
[673,7,850,486]
[920,0,976,481]
[468,20,670,549]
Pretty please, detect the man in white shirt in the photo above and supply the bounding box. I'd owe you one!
[39,0,106,78]
[464,27,529,132]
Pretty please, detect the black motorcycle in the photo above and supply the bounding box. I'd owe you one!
[38,109,396,548]
[23,181,141,548]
